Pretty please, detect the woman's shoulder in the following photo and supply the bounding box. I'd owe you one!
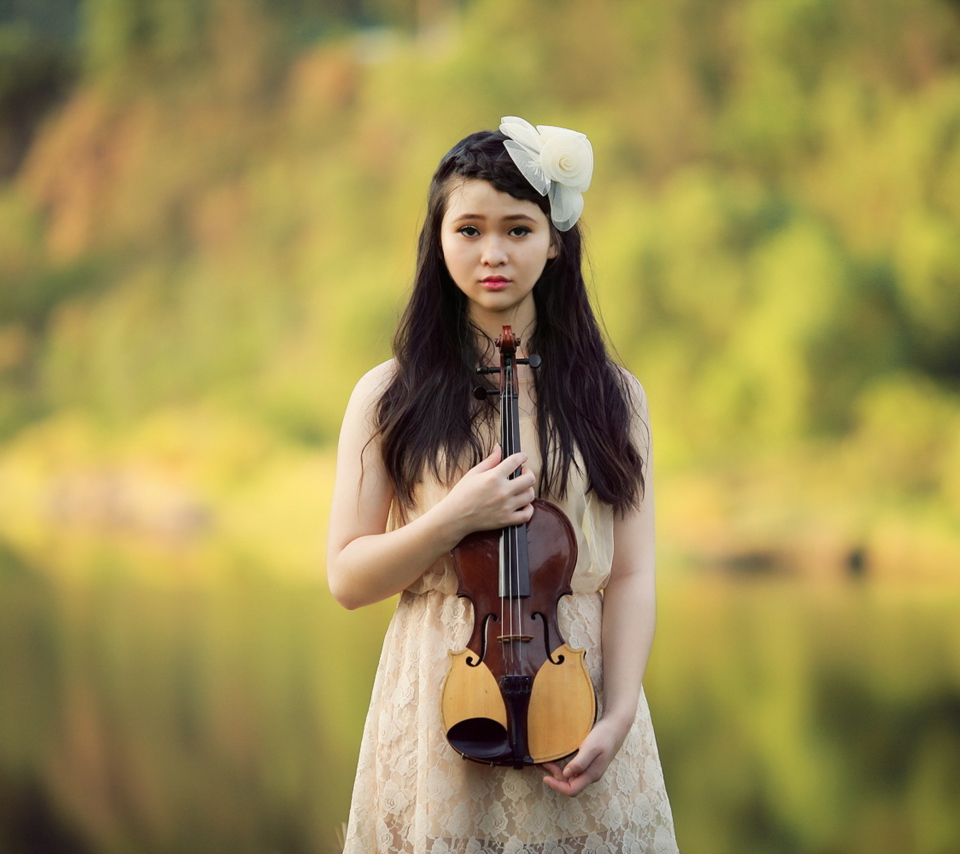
[349,359,397,400]
[363,358,398,382]
[609,364,652,457]
[611,364,649,413]
[342,359,397,425]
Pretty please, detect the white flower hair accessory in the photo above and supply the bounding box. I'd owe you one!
[499,115,593,231]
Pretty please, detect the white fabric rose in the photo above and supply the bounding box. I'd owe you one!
[499,115,593,231]
[537,125,593,191]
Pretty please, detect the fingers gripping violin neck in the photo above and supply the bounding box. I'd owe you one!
[440,326,597,769]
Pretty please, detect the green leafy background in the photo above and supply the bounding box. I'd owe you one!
[0,1,958,852]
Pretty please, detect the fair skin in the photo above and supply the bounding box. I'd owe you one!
[327,178,657,798]
[439,177,557,342]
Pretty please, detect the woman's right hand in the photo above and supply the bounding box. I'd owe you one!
[441,445,536,539]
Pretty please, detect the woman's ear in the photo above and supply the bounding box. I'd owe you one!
[547,239,558,260]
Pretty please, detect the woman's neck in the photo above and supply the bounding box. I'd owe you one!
[468,308,537,358]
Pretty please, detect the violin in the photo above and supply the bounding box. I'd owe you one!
[440,326,597,768]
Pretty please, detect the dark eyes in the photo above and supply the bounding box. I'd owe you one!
[456,225,532,238]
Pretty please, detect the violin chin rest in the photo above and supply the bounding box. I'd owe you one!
[446,718,510,761]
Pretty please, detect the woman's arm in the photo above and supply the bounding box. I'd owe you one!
[543,383,657,797]
[326,362,538,610]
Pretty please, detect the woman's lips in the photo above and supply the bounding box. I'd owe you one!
[481,277,510,291]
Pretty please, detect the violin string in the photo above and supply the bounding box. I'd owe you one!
[511,374,519,677]
[509,356,520,678]
[505,353,519,678]
[500,366,511,677]
[508,359,517,678]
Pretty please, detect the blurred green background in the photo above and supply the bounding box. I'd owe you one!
[0,0,958,852]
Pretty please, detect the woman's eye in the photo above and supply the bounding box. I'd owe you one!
[508,226,532,237]
[458,226,480,237]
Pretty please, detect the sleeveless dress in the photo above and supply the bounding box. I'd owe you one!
[342,411,679,854]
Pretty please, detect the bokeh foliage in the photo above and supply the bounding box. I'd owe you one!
[1,3,960,853]
[1,0,958,574]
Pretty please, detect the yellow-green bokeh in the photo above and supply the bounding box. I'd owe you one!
[1,1,959,852]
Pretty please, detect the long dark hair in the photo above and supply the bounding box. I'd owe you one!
[375,129,645,515]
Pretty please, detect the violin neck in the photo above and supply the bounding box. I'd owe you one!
[499,352,531,598]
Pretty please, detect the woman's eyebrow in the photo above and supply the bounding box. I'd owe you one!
[450,212,538,223]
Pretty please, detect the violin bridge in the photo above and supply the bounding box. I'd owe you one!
[498,634,534,643]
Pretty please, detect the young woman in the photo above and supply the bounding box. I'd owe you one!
[327,117,678,853]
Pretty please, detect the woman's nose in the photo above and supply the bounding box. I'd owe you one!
[480,236,507,266]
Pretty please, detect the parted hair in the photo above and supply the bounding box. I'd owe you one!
[374,129,646,515]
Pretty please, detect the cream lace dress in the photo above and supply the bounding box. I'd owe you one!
[342,412,679,854]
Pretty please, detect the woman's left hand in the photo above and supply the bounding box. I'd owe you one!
[540,716,630,797]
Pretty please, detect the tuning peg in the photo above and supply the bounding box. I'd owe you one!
[474,386,498,400]
[518,354,541,368]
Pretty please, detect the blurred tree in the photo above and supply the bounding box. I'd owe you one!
[0,0,958,546]
[0,1,79,175]
[81,0,213,80]
[0,0,81,44]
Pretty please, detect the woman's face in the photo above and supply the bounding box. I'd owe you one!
[439,178,556,335]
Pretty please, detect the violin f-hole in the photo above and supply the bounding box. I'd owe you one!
[532,611,566,665]
[466,612,498,667]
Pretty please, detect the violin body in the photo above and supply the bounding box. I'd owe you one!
[439,327,597,768]
[442,500,596,766]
